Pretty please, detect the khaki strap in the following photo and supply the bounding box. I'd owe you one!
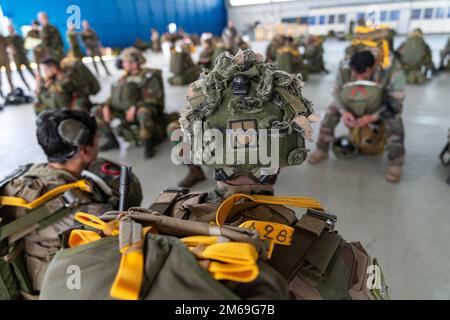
[275,87,307,116]
[148,189,187,215]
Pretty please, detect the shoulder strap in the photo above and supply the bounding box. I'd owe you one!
[0,164,33,190]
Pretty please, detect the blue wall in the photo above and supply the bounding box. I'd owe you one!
[1,0,227,48]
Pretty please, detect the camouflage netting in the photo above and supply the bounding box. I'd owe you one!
[180,49,315,135]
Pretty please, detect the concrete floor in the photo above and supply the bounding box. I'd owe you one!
[1,35,450,299]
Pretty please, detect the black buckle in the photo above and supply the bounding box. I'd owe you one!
[163,187,189,195]
[306,208,337,230]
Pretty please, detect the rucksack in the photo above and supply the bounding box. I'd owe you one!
[62,59,101,96]
[39,208,289,300]
[398,36,427,68]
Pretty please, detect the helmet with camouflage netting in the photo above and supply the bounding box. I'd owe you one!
[179,49,319,183]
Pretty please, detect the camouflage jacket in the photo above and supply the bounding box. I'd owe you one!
[0,35,11,66]
[81,28,99,49]
[35,74,76,112]
[0,159,142,294]
[7,34,28,63]
[66,30,82,58]
[147,187,389,300]
[40,24,64,60]
[334,56,406,114]
[108,67,164,111]
[26,30,44,62]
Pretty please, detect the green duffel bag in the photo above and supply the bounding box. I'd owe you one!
[39,208,289,300]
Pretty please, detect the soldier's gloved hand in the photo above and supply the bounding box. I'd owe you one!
[103,105,112,123]
[126,106,137,123]
[342,111,356,128]
[355,114,378,128]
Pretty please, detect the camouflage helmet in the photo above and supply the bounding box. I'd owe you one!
[121,47,146,65]
[332,136,359,159]
[180,49,317,181]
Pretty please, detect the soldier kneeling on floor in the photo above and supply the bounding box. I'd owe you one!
[93,47,175,158]
[168,41,200,86]
[0,109,143,299]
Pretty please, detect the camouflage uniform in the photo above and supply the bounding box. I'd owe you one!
[92,67,166,144]
[34,60,97,114]
[439,36,450,70]
[81,28,110,75]
[40,23,64,61]
[26,29,44,64]
[0,159,142,297]
[8,34,35,89]
[198,39,215,70]
[168,48,200,85]
[66,30,83,59]
[0,35,14,94]
[397,32,434,84]
[302,37,327,73]
[265,35,283,63]
[276,44,309,80]
[315,58,406,166]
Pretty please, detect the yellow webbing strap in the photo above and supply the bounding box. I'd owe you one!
[278,46,300,56]
[216,193,323,226]
[181,236,259,283]
[70,213,153,300]
[0,180,93,210]
[239,220,294,258]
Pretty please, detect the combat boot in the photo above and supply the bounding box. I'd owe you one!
[100,132,119,151]
[385,165,402,183]
[178,165,206,188]
[308,149,329,164]
[144,139,155,159]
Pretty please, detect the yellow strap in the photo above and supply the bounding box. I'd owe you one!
[68,230,102,247]
[110,226,153,300]
[278,46,300,56]
[0,180,93,210]
[216,193,323,226]
[74,212,119,236]
[181,236,260,283]
[208,261,258,283]
[239,220,294,258]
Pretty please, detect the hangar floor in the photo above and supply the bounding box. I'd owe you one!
[0,35,449,299]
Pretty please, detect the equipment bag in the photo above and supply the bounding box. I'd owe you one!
[39,208,289,300]
[398,36,427,68]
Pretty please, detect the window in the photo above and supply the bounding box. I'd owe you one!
[328,15,335,24]
[411,9,421,20]
[389,10,400,21]
[448,7,450,18]
[281,17,297,24]
[424,8,433,19]
[338,14,346,24]
[299,16,308,24]
[380,11,387,22]
[436,7,445,18]
[319,15,326,25]
[308,16,316,25]
[357,12,365,21]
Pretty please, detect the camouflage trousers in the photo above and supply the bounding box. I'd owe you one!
[440,48,450,69]
[91,105,164,143]
[316,105,405,166]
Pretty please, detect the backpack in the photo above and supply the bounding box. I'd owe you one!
[62,58,101,96]
[398,36,428,68]
[39,208,289,300]
[0,165,96,300]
